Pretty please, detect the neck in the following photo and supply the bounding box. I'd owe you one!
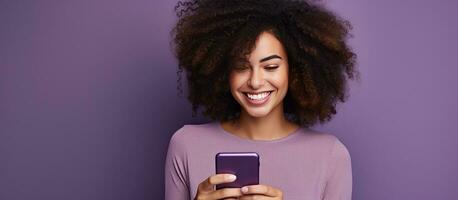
[224,102,299,141]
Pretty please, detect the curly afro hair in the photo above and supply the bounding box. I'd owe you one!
[170,0,359,127]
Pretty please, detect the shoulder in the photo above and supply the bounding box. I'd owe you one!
[329,137,351,169]
[168,122,216,148]
[309,129,352,169]
[301,128,351,159]
[301,128,345,145]
[316,131,351,161]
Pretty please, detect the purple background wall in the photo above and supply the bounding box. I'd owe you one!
[0,0,456,199]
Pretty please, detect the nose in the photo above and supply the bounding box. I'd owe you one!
[248,68,265,89]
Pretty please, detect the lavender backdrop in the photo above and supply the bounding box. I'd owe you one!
[1,0,457,199]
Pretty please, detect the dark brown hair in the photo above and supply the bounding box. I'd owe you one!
[170,0,359,127]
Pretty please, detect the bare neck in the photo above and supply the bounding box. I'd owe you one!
[221,104,299,141]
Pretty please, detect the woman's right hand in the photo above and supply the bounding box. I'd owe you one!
[194,173,243,200]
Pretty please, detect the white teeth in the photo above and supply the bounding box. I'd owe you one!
[246,92,270,100]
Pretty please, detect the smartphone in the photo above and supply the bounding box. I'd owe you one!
[215,152,260,190]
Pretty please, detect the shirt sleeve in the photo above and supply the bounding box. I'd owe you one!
[164,127,191,200]
[323,138,353,200]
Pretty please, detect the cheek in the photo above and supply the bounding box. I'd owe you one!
[229,73,247,90]
[271,70,289,90]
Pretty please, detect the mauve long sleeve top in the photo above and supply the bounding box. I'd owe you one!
[164,121,352,200]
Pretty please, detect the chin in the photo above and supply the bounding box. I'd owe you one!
[243,107,273,118]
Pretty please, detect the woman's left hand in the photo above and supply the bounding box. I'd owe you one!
[239,184,283,200]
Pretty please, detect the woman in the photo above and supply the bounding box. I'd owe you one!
[165,0,358,199]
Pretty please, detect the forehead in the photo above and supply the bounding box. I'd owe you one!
[247,31,287,62]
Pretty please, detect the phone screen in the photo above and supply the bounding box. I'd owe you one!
[215,152,260,190]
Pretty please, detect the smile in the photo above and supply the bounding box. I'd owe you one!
[242,91,273,105]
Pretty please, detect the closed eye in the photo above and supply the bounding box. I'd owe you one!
[233,66,249,71]
[265,65,279,70]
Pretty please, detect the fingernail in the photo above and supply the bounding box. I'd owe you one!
[241,186,248,193]
[226,174,236,181]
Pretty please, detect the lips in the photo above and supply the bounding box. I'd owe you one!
[242,91,273,105]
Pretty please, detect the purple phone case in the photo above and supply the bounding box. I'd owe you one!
[215,152,259,190]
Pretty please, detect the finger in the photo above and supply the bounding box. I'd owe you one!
[209,188,243,199]
[241,184,281,197]
[199,174,237,192]
[239,194,268,200]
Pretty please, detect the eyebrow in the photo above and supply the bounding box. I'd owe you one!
[259,54,282,63]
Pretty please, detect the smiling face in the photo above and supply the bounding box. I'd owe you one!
[229,31,289,118]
